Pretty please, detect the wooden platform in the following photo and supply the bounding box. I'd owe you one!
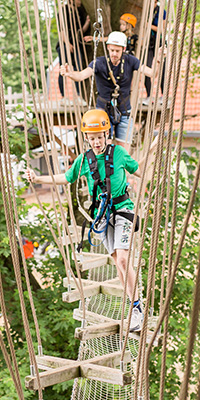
[73,309,162,346]
[71,251,145,272]
[25,352,132,390]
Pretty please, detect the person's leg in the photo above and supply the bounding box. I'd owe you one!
[113,248,138,301]
[114,111,133,147]
[111,250,124,286]
[144,47,154,98]
[113,212,143,332]
[56,45,64,97]
[160,57,166,95]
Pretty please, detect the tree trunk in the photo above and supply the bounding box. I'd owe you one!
[82,0,144,36]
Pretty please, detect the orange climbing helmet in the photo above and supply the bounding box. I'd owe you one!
[120,13,137,28]
[81,109,111,133]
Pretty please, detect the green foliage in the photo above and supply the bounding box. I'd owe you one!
[0,118,79,399]
[142,148,200,399]
[0,202,80,399]
[0,0,57,92]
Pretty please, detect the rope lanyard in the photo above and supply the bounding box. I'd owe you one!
[88,193,113,246]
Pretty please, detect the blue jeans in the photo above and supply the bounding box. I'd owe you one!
[111,110,133,143]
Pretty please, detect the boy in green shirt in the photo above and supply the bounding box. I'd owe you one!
[26,109,158,332]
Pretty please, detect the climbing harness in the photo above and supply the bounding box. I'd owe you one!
[77,144,139,251]
[97,54,131,125]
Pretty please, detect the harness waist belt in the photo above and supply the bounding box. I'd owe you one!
[95,192,129,208]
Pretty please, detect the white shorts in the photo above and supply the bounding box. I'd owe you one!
[98,208,134,255]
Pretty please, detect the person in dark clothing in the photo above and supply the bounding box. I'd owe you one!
[119,13,138,56]
[56,0,90,96]
[143,0,166,106]
[84,13,138,56]
[60,31,163,145]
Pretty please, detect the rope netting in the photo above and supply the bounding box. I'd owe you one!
[71,333,139,400]
[0,0,200,399]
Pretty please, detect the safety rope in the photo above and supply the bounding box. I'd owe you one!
[75,8,106,225]
[145,156,200,399]
[119,0,171,365]
[0,272,24,399]
[179,254,200,400]
[24,0,79,286]
[132,0,184,395]
[0,50,43,399]
[16,0,87,334]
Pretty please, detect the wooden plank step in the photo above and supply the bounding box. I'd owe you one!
[73,309,116,325]
[63,276,121,289]
[62,283,100,303]
[73,251,145,271]
[63,281,125,303]
[63,277,96,288]
[25,351,132,390]
[80,364,131,386]
[73,310,162,346]
[101,282,124,297]
[36,355,75,369]
[75,321,120,341]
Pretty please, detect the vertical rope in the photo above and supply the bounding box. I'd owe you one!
[144,156,200,399]
[0,53,43,400]
[0,273,24,399]
[178,253,200,400]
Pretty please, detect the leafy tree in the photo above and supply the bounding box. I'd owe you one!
[0,113,79,399]
[0,0,57,92]
[142,146,200,399]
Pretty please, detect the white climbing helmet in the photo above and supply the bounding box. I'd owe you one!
[106,31,127,48]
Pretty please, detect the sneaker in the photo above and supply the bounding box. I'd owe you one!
[129,308,144,332]
[142,97,154,106]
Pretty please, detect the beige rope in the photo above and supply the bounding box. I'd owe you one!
[17,0,87,323]
[0,52,43,399]
[132,0,185,395]
[145,156,200,399]
[22,0,79,289]
[0,332,24,400]
[0,273,24,399]
[159,0,197,397]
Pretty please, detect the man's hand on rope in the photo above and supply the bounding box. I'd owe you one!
[150,134,158,152]
[84,35,93,43]
[157,45,167,63]
[60,63,70,77]
[25,167,37,183]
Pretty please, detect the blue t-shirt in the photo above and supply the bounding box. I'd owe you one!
[88,54,140,113]
[151,5,166,37]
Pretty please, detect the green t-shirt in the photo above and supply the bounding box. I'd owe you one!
[65,145,139,211]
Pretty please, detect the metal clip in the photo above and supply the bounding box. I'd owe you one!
[38,345,43,356]
[120,360,124,372]
[30,365,35,376]
[81,319,86,329]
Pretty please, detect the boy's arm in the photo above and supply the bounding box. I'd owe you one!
[25,168,68,185]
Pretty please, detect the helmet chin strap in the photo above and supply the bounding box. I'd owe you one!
[102,131,107,152]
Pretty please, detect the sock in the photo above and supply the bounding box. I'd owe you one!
[132,299,142,313]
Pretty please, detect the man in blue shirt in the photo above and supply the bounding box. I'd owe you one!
[60,31,162,145]
[143,0,166,106]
